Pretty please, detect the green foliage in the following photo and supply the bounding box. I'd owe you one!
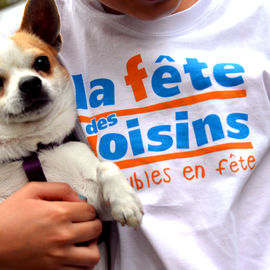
[0,0,23,10]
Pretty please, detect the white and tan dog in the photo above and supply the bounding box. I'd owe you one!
[0,0,143,235]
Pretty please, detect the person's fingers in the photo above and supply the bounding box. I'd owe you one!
[71,219,102,244]
[62,241,100,268]
[19,182,82,202]
[52,201,97,222]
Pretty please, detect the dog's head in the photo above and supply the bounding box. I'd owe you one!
[0,0,76,147]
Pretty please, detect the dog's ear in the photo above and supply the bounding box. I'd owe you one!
[19,0,62,51]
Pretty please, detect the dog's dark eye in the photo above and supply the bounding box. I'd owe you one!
[33,56,51,73]
[0,78,4,91]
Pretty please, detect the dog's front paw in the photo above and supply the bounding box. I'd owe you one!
[97,162,144,229]
[110,190,144,229]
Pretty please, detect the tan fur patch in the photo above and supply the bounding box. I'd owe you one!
[0,87,4,98]
[10,31,68,78]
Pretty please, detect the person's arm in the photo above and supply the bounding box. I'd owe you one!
[0,182,102,270]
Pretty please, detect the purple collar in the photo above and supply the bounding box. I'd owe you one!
[23,152,47,182]
[22,142,60,182]
[1,132,76,182]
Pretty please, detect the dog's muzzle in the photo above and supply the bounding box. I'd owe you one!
[19,75,51,112]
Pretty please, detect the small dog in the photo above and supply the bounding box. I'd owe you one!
[0,0,143,233]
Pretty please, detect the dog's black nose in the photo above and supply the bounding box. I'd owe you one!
[19,76,42,97]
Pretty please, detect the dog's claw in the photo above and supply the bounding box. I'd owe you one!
[111,199,144,229]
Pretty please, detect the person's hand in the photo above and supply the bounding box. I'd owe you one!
[0,182,102,270]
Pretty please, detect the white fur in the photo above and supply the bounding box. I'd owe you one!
[0,38,143,228]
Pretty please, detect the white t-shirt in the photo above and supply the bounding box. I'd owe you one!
[55,1,270,269]
[4,0,270,269]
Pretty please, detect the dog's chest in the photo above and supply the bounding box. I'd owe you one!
[0,161,27,201]
[0,141,98,202]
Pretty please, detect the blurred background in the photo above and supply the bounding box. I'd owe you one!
[0,0,24,9]
[0,0,25,37]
